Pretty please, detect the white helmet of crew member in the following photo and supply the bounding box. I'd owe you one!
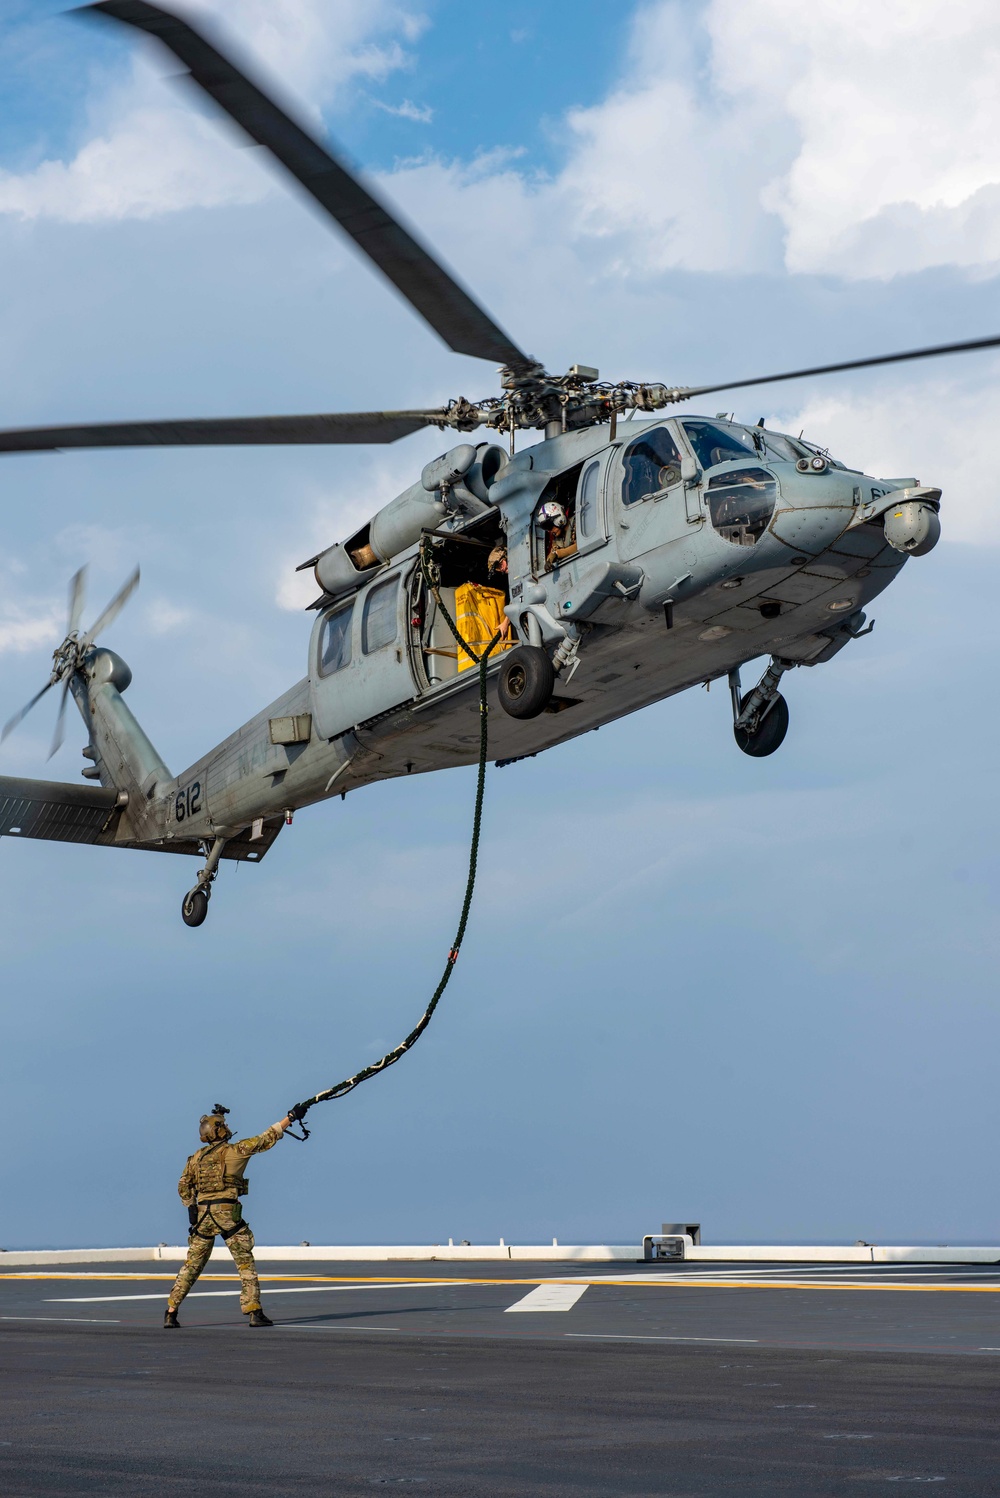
[538,501,568,529]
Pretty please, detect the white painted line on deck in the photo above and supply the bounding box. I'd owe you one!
[565,1333,759,1343]
[505,1283,589,1313]
[1,1315,121,1324]
[47,1282,438,1304]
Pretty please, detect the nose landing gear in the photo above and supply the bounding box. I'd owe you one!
[181,835,227,927]
[729,658,794,757]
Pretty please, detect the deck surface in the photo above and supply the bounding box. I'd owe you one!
[2,1257,999,1493]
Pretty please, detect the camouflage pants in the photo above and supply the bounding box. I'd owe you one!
[168,1203,261,1314]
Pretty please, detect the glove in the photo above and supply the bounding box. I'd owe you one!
[287,1101,311,1123]
[187,1204,198,1229]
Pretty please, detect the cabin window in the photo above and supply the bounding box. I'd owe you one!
[578,461,600,538]
[706,466,777,546]
[622,427,683,505]
[319,602,353,675]
[681,419,757,470]
[362,576,399,653]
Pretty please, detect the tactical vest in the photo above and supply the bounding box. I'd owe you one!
[192,1142,249,1200]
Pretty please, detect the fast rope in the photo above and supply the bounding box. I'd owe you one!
[285,536,502,1140]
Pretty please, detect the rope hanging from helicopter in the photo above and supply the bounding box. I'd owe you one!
[284,537,502,1139]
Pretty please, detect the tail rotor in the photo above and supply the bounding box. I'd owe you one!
[1,564,140,758]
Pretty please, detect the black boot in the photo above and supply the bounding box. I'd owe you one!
[247,1308,273,1328]
[163,1308,180,1329]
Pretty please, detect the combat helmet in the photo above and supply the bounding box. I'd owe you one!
[199,1104,232,1143]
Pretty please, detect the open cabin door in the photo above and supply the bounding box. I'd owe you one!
[309,569,417,740]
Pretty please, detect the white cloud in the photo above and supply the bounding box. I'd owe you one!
[767,368,1000,544]
[145,600,195,635]
[745,0,1000,277]
[11,0,1000,283]
[373,98,434,124]
[276,567,320,612]
[0,605,62,658]
[563,0,1000,280]
[0,0,422,224]
[559,3,787,275]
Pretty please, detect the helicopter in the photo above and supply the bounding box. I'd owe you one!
[0,0,990,926]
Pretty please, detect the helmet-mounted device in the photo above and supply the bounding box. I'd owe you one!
[199,1103,232,1143]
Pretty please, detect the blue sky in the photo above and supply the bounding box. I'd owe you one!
[1,1,628,176]
[1,0,999,1252]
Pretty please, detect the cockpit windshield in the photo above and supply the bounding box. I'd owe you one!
[681,420,758,469]
[683,418,848,471]
[758,430,804,462]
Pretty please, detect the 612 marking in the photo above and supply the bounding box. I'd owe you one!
[175,781,202,822]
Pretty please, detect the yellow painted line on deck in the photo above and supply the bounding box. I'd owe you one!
[1,1272,999,1294]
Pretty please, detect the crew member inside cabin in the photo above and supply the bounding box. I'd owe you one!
[537,501,577,569]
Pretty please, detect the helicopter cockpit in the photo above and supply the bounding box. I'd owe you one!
[681,419,759,471]
[616,418,782,547]
[621,426,684,504]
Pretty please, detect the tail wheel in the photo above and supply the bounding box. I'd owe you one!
[182,888,210,927]
[734,692,789,757]
[497,646,555,719]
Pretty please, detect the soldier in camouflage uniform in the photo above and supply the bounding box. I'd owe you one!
[164,1104,292,1329]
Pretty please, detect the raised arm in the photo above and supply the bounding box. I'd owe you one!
[232,1118,291,1158]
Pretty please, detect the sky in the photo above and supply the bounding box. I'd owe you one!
[1,0,999,1252]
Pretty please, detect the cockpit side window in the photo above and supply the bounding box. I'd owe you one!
[681,420,757,470]
[622,427,683,505]
[707,467,777,546]
[319,602,353,675]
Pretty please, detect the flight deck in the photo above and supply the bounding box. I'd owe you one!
[2,1254,1000,1494]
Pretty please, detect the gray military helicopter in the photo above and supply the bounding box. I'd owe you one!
[0,0,990,924]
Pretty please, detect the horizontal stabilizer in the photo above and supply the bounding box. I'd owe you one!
[0,777,282,862]
[0,776,121,845]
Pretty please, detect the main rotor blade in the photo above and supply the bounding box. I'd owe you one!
[82,565,140,649]
[0,410,450,454]
[1,680,54,744]
[84,1,535,373]
[681,333,1000,403]
[48,681,71,761]
[67,566,87,636]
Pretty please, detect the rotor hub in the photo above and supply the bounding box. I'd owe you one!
[438,369,692,439]
[50,634,85,683]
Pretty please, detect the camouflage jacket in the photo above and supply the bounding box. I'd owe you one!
[177,1123,285,1206]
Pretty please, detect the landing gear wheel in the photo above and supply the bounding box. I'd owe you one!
[734,691,789,757]
[181,887,210,927]
[497,646,555,720]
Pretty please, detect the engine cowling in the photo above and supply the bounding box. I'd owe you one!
[312,442,509,601]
